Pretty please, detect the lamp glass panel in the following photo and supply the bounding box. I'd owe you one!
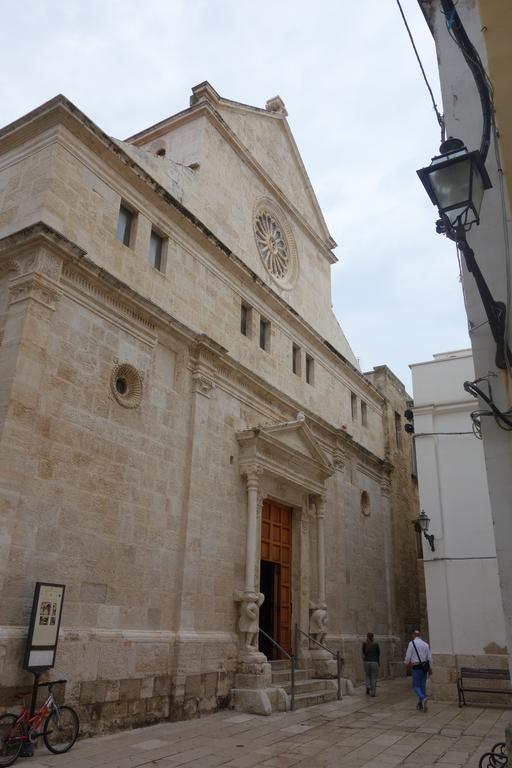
[446,204,472,226]
[471,165,485,215]
[429,158,471,212]
[418,513,429,531]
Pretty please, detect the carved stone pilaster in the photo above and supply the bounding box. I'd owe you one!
[332,448,345,472]
[315,493,326,519]
[381,462,393,498]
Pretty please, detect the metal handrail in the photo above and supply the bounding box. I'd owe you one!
[295,624,343,701]
[259,627,296,711]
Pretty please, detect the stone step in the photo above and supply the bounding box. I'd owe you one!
[271,668,310,684]
[280,678,338,695]
[292,689,339,709]
[269,659,293,671]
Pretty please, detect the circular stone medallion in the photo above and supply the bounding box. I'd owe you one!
[110,362,143,408]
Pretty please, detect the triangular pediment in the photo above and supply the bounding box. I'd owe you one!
[215,99,333,246]
[259,419,331,470]
[237,417,333,493]
[127,82,336,251]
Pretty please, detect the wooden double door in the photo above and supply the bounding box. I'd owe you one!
[259,500,292,657]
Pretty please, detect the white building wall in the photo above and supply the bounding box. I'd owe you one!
[411,349,507,699]
[420,0,512,678]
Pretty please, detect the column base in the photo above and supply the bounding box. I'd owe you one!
[238,651,268,665]
[310,649,337,678]
[231,686,289,715]
[232,660,288,714]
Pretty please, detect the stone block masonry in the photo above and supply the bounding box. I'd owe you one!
[0,87,423,733]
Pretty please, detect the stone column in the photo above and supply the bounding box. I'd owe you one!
[245,469,260,592]
[309,493,335,679]
[316,494,326,605]
[235,467,265,662]
[232,467,275,715]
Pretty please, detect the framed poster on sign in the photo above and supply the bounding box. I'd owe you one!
[23,582,65,673]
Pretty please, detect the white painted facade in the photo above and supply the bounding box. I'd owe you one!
[411,349,507,698]
[418,1,512,677]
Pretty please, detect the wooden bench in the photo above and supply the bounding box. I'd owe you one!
[457,667,511,707]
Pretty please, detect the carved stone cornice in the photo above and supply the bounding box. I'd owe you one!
[22,247,63,282]
[192,371,215,397]
[189,336,227,397]
[0,222,86,267]
[8,272,62,311]
[0,224,197,351]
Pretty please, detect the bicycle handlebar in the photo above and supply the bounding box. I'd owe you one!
[37,679,67,688]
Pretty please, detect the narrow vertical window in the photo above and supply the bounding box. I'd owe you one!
[361,401,368,427]
[351,392,357,420]
[149,230,164,271]
[259,317,270,351]
[292,344,301,375]
[241,302,252,337]
[116,204,134,247]
[395,411,402,448]
[306,354,314,385]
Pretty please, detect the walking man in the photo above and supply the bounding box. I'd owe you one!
[362,632,380,697]
[404,629,432,711]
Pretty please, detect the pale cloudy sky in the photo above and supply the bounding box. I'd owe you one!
[1,0,469,390]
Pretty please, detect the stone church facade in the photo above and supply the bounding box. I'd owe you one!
[0,82,424,732]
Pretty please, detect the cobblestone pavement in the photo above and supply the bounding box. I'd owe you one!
[24,679,511,768]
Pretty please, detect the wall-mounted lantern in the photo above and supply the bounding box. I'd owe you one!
[412,509,435,552]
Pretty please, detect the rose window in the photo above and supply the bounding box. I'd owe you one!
[254,212,290,279]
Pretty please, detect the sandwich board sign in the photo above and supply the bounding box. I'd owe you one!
[23,582,65,673]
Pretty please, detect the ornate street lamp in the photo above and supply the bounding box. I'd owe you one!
[417,137,491,233]
[417,138,511,369]
[412,510,435,552]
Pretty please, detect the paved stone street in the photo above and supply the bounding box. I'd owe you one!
[26,679,510,768]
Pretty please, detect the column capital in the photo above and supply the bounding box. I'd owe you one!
[192,371,215,397]
[244,465,264,486]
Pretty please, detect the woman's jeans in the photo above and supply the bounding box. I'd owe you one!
[364,660,379,695]
[411,666,427,703]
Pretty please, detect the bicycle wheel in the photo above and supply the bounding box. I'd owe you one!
[0,714,24,767]
[43,706,79,754]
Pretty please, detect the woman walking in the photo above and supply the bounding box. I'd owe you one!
[362,632,380,697]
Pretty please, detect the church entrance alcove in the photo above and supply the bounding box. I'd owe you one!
[259,500,292,658]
